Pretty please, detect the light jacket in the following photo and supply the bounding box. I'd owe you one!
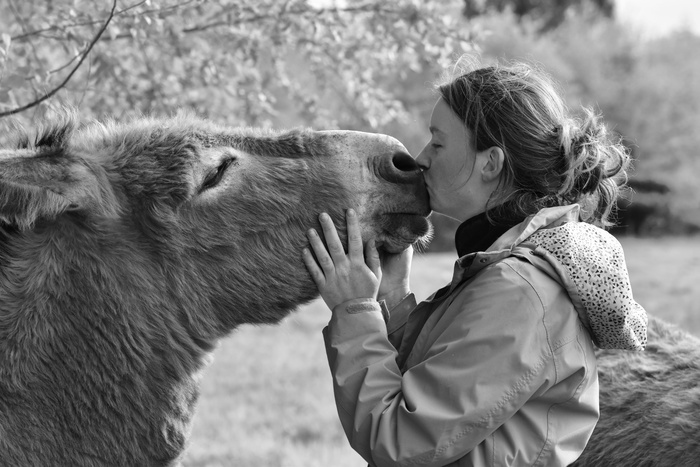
[323,204,647,467]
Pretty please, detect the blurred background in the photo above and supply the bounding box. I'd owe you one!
[1,1,698,465]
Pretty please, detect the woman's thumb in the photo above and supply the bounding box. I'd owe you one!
[365,239,381,278]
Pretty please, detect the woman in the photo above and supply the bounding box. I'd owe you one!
[301,61,647,466]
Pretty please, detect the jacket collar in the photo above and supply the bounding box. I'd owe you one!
[489,204,581,252]
[454,210,525,258]
[445,205,582,292]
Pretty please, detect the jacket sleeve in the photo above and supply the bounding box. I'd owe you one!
[322,263,554,467]
[381,293,417,351]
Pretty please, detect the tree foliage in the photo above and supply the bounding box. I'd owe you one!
[462,0,614,31]
[0,0,472,135]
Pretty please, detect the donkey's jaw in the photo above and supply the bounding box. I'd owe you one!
[375,212,433,253]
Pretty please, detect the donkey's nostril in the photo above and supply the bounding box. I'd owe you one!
[379,150,421,184]
[392,152,419,172]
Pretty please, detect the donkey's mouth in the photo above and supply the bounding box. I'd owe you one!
[378,212,433,253]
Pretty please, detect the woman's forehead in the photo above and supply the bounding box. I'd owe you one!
[430,98,467,136]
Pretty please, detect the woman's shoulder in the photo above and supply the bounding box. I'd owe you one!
[443,256,591,364]
[448,254,581,335]
[464,252,564,301]
[448,255,562,324]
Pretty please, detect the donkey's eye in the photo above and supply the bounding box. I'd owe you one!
[200,158,235,193]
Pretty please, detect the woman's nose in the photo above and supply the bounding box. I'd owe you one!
[415,147,429,170]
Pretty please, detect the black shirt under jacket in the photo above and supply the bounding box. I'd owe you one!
[454,209,526,258]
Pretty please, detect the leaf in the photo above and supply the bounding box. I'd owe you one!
[109,25,120,41]
[4,73,25,89]
[1,33,10,53]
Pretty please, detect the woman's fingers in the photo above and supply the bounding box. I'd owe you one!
[307,209,370,276]
[302,210,381,308]
[346,209,364,261]
[307,227,335,276]
[319,212,347,264]
[302,247,325,287]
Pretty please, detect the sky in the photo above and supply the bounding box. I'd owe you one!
[615,0,700,38]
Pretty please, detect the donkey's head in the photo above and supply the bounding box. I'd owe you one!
[0,111,431,332]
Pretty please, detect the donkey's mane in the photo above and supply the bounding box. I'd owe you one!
[13,110,79,152]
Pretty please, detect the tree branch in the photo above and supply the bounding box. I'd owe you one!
[10,0,147,43]
[14,1,402,42]
[0,0,118,118]
[8,0,203,43]
[182,2,401,34]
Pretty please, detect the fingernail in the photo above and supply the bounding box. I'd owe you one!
[319,213,329,220]
[347,208,355,216]
[308,229,316,236]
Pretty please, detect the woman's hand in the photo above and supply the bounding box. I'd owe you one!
[378,246,413,309]
[302,209,382,310]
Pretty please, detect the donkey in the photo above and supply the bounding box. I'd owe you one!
[0,111,431,466]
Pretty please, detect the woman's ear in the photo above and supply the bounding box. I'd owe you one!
[480,147,505,183]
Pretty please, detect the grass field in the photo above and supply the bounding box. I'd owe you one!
[182,236,700,467]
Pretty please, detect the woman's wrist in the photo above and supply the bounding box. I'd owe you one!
[378,286,411,310]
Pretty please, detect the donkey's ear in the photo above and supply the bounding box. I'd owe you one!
[0,146,113,231]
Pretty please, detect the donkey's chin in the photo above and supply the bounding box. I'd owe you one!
[377,213,433,254]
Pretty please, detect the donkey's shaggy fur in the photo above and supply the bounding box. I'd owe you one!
[574,316,700,466]
[0,111,430,466]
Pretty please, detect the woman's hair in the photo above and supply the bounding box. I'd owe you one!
[438,59,630,228]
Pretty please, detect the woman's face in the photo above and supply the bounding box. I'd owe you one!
[415,98,492,222]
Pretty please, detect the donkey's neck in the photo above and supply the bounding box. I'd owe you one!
[1,225,214,465]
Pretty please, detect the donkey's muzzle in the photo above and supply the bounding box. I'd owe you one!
[378,150,423,185]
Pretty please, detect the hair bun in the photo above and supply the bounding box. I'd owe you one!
[558,108,628,223]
